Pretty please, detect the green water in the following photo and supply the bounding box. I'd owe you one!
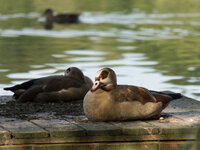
[0,142,199,150]
[0,0,200,100]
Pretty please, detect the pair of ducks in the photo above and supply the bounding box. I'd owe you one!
[4,67,181,121]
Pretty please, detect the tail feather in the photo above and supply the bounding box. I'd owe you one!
[165,93,182,99]
[4,85,23,91]
[4,79,37,92]
[4,85,21,91]
[4,87,13,91]
[149,90,182,100]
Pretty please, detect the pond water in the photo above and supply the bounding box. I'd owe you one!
[0,0,200,100]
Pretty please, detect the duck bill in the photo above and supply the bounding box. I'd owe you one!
[91,81,101,92]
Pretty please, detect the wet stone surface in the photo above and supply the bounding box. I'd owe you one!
[0,95,199,145]
[0,96,85,121]
[0,94,199,121]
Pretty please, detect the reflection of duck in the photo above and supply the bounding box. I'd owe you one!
[43,8,80,29]
[84,68,182,121]
[4,67,93,102]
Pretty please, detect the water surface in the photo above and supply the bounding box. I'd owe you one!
[0,0,200,100]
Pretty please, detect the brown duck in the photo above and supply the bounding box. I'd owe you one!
[43,8,80,24]
[4,67,93,102]
[83,68,182,121]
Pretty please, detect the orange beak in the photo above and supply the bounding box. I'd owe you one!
[91,81,101,92]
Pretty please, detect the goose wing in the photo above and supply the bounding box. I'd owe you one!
[110,85,157,104]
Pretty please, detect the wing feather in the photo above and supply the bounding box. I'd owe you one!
[110,85,156,104]
[44,76,82,92]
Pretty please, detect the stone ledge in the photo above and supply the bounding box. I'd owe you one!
[0,95,199,145]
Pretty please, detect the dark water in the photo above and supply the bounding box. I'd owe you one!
[0,0,200,100]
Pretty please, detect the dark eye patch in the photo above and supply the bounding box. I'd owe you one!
[66,68,71,73]
[101,70,108,79]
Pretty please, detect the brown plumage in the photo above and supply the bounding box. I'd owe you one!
[43,8,79,23]
[83,68,182,121]
[43,9,80,29]
[4,67,93,102]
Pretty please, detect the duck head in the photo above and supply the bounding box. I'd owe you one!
[43,8,53,17]
[91,68,117,92]
[64,67,85,82]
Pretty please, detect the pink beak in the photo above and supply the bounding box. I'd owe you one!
[91,81,101,92]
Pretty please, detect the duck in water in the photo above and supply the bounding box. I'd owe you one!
[43,8,80,29]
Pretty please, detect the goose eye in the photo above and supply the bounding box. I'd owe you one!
[101,70,108,79]
[66,68,71,73]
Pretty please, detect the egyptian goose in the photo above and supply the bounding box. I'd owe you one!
[4,67,93,102]
[83,68,182,121]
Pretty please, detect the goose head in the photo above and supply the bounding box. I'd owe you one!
[91,68,117,92]
[64,67,85,82]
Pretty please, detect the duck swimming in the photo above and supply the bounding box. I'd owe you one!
[4,67,93,102]
[83,68,182,121]
[43,8,80,24]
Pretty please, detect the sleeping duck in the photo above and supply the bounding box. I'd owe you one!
[4,67,93,102]
[43,8,80,24]
[83,68,182,121]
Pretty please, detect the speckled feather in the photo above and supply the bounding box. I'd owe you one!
[110,85,156,104]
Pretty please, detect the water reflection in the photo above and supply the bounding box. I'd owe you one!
[0,27,191,39]
[0,0,200,101]
[0,12,39,20]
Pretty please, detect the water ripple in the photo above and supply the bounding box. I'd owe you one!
[0,12,40,20]
[80,12,200,25]
[65,50,107,56]
[0,27,191,40]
